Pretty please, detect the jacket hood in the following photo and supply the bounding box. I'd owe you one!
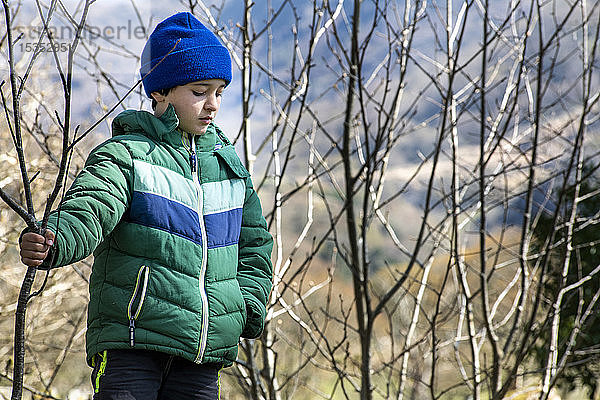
[111,104,232,148]
[112,104,179,142]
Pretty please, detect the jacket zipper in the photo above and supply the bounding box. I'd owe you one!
[189,135,210,363]
[127,265,150,347]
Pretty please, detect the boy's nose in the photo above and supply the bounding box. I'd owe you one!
[204,95,218,111]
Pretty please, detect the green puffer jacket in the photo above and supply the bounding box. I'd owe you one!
[47,105,273,367]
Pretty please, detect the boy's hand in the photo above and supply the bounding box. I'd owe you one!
[20,230,55,267]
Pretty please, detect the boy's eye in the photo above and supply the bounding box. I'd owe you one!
[192,91,205,96]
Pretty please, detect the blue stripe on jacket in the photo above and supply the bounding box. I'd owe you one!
[204,208,243,249]
[127,191,243,248]
[127,191,203,245]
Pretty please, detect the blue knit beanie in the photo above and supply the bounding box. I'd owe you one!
[140,12,232,97]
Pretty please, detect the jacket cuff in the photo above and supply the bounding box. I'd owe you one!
[241,298,266,339]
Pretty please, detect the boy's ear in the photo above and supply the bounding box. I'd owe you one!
[150,91,167,103]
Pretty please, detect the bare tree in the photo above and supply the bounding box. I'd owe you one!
[0,1,97,398]
[202,1,600,399]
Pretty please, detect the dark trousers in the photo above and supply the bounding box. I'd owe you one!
[91,349,222,400]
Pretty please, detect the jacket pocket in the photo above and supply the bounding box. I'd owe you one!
[126,265,150,347]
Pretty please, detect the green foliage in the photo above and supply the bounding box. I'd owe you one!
[532,163,600,394]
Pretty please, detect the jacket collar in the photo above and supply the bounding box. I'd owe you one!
[112,105,225,151]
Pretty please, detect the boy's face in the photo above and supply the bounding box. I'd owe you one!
[152,79,226,135]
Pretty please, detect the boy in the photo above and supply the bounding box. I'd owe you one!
[19,12,273,400]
